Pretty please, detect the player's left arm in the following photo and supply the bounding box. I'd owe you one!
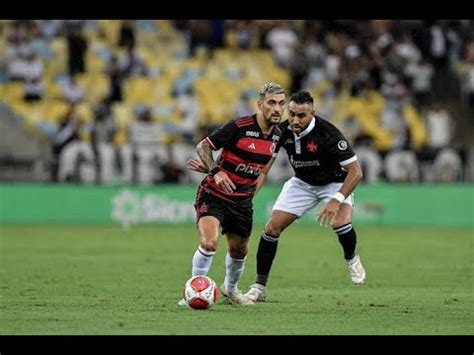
[317,160,363,227]
[336,160,363,199]
[316,160,362,227]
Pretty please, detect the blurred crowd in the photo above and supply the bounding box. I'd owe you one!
[0,20,473,184]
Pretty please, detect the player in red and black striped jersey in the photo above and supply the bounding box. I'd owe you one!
[178,83,286,307]
[200,114,282,203]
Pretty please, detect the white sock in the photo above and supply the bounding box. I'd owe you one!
[224,252,246,293]
[192,246,215,277]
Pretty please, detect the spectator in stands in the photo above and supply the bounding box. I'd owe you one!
[91,98,116,146]
[66,22,88,76]
[458,41,474,109]
[289,45,310,94]
[61,75,85,104]
[118,44,147,77]
[6,26,29,82]
[23,51,44,102]
[425,103,455,149]
[189,20,214,57]
[128,106,162,184]
[266,21,298,68]
[118,20,136,49]
[91,97,117,184]
[381,97,410,150]
[396,32,422,66]
[233,20,259,50]
[128,105,162,148]
[176,87,200,144]
[160,146,185,183]
[405,56,434,109]
[433,148,463,182]
[106,55,124,102]
[51,104,81,181]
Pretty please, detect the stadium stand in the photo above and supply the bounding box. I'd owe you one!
[0,20,472,183]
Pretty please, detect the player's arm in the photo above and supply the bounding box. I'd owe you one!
[336,160,363,199]
[187,157,208,174]
[255,156,276,195]
[195,138,236,194]
[195,139,218,173]
[317,160,363,227]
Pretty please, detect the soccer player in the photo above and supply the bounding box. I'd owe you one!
[245,91,366,302]
[188,91,366,303]
[178,82,286,307]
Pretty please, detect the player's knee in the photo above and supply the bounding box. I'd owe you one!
[265,223,283,238]
[333,216,352,229]
[200,240,218,253]
[229,244,248,259]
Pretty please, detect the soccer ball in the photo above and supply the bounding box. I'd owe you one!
[183,275,218,310]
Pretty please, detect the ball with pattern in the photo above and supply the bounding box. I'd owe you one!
[183,275,218,310]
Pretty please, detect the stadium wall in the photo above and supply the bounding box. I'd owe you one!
[0,184,472,227]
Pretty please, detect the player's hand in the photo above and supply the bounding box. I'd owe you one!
[187,158,208,174]
[316,200,341,227]
[213,171,236,194]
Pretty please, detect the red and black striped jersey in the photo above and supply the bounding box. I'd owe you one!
[201,114,282,203]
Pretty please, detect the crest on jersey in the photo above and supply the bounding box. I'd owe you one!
[198,203,209,214]
[270,142,276,153]
[306,140,318,153]
[337,140,348,150]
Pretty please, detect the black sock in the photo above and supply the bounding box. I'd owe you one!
[255,232,279,286]
[334,223,357,260]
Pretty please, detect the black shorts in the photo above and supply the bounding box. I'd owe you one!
[194,186,253,238]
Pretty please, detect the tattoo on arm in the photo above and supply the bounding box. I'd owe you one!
[196,140,217,172]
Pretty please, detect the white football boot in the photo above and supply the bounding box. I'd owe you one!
[346,254,366,285]
[245,283,267,302]
[220,284,255,305]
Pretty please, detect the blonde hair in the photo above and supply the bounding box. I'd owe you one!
[258,82,285,100]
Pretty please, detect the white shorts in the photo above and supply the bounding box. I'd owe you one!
[272,176,354,218]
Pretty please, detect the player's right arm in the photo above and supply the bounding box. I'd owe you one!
[195,139,218,173]
[195,139,236,194]
[196,120,239,194]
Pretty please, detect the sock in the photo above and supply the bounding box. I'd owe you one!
[255,231,279,286]
[191,246,215,277]
[334,223,357,260]
[224,252,246,293]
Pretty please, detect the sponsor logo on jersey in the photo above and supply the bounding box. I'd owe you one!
[247,143,256,150]
[198,203,209,214]
[338,140,348,150]
[285,138,294,144]
[246,131,260,137]
[236,163,262,175]
[290,156,320,168]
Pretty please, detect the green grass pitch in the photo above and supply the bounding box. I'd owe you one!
[0,224,472,335]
